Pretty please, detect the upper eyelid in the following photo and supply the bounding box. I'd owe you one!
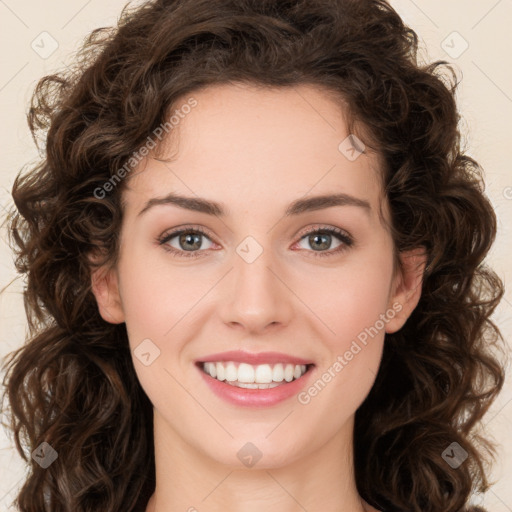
[295,224,351,239]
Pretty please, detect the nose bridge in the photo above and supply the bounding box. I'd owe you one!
[220,234,293,331]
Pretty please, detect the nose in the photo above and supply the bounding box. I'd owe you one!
[218,242,294,334]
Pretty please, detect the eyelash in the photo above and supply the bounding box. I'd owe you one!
[156,224,354,259]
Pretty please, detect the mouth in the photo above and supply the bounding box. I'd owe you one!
[195,361,315,389]
[194,350,317,407]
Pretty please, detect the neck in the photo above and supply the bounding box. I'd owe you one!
[146,409,371,512]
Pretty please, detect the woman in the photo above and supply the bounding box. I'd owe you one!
[1,0,506,511]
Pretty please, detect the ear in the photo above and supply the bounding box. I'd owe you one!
[89,259,125,324]
[385,246,428,334]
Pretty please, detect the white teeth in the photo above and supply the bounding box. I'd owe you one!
[226,381,282,389]
[225,362,237,382]
[202,361,309,385]
[216,362,225,381]
[284,364,294,382]
[255,364,273,383]
[238,363,255,383]
[272,363,284,382]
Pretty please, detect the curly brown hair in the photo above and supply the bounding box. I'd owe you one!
[1,0,507,511]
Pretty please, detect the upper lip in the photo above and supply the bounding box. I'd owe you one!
[196,350,314,366]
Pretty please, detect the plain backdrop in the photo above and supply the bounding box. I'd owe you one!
[0,1,511,510]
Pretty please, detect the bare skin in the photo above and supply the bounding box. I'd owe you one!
[91,83,426,512]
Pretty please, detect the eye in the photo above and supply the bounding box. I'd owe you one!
[157,226,215,259]
[293,225,353,258]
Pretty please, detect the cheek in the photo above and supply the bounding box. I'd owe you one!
[116,244,212,342]
[298,247,394,349]
[296,245,393,402]
[297,275,389,428]
[332,273,391,352]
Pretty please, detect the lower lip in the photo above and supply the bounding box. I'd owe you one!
[196,364,315,408]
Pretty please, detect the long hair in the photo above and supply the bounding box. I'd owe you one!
[1,1,507,511]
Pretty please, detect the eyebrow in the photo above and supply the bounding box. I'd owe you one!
[137,192,371,218]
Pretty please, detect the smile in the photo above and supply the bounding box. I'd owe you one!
[196,360,315,407]
[200,361,311,389]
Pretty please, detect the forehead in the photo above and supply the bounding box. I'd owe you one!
[123,83,387,223]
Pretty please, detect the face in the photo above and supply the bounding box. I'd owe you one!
[92,83,425,469]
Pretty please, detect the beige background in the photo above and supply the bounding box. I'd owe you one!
[0,0,511,510]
